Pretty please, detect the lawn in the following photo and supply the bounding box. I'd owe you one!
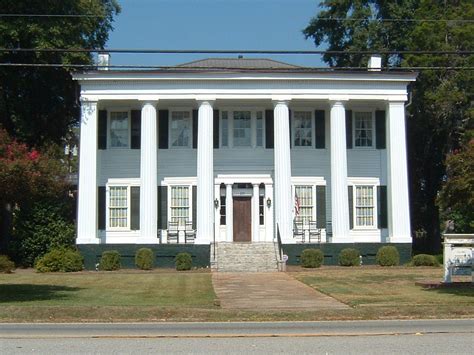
[0,267,472,322]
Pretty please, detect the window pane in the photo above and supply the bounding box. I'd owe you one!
[295,185,313,223]
[109,186,128,228]
[170,186,190,226]
[171,111,191,147]
[233,111,251,146]
[110,112,129,148]
[294,112,312,147]
[354,112,373,147]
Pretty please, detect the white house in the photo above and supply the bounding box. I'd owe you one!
[73,57,416,270]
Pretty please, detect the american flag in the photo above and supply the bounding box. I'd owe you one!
[294,191,300,216]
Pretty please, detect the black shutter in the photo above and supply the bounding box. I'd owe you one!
[378,185,388,229]
[213,110,219,148]
[288,109,292,148]
[315,110,325,149]
[192,109,198,149]
[158,110,169,149]
[158,186,168,229]
[130,186,140,230]
[192,186,197,229]
[346,110,353,149]
[375,110,386,149]
[265,110,274,148]
[98,110,107,150]
[98,186,106,230]
[316,186,326,228]
[131,110,141,149]
[348,185,354,229]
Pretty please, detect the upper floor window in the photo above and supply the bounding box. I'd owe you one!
[110,111,129,148]
[233,111,252,147]
[170,111,191,148]
[293,111,313,147]
[354,185,375,227]
[221,110,264,148]
[354,112,373,147]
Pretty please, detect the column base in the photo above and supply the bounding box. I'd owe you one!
[76,238,100,245]
[139,238,160,245]
[330,236,354,243]
[389,236,412,243]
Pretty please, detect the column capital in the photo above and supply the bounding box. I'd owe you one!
[196,97,216,106]
[139,99,159,107]
[328,99,348,108]
[272,99,291,108]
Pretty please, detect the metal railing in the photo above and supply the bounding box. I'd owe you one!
[276,223,283,262]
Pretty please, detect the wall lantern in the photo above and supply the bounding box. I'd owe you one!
[266,197,272,207]
[214,198,219,208]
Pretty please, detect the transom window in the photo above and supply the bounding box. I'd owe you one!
[170,186,190,226]
[170,111,191,148]
[295,185,313,223]
[355,185,375,227]
[293,111,313,147]
[109,186,128,228]
[233,111,252,147]
[110,112,129,148]
[354,112,373,147]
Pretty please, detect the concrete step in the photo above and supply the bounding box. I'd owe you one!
[214,242,279,272]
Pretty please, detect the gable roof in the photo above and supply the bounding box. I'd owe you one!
[177,58,301,69]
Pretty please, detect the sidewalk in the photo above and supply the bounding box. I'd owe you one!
[212,272,349,310]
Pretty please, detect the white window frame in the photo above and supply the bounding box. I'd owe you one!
[169,109,192,149]
[219,108,265,149]
[291,177,326,224]
[292,110,314,149]
[106,178,140,231]
[162,177,197,227]
[352,110,375,149]
[108,109,131,149]
[348,177,379,230]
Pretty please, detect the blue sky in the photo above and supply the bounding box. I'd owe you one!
[106,0,325,67]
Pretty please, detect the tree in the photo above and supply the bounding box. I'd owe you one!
[303,0,474,252]
[0,0,120,147]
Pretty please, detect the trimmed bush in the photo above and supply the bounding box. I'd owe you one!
[339,248,361,266]
[35,248,83,273]
[300,249,324,268]
[411,254,439,267]
[376,246,400,266]
[435,254,443,265]
[135,248,154,270]
[0,255,15,273]
[175,252,192,271]
[99,250,121,271]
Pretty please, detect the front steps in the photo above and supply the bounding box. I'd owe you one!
[213,242,279,272]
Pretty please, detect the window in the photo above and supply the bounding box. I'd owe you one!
[354,112,373,147]
[233,111,252,146]
[355,185,375,227]
[110,112,129,148]
[170,186,190,226]
[170,111,191,148]
[256,111,264,147]
[293,111,313,147]
[295,185,313,223]
[109,186,128,228]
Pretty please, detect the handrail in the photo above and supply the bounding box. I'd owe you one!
[276,223,283,261]
[212,222,216,262]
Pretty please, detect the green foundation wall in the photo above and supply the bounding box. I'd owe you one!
[282,243,412,266]
[77,244,210,270]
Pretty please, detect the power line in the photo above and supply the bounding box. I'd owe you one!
[0,48,472,55]
[0,14,102,18]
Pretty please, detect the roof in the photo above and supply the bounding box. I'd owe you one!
[177,58,300,69]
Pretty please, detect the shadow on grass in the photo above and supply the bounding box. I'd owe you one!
[0,284,82,303]
[423,285,474,298]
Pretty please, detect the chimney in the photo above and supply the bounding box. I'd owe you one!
[97,52,110,70]
[368,54,382,71]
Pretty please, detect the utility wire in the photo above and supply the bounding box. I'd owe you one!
[0,48,473,55]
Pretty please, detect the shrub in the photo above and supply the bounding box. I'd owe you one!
[35,248,83,272]
[99,250,121,271]
[135,248,154,270]
[175,252,192,271]
[339,248,361,266]
[411,254,439,267]
[435,254,443,265]
[300,249,324,268]
[376,246,400,266]
[0,255,15,273]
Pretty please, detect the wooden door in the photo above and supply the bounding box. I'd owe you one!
[233,197,251,242]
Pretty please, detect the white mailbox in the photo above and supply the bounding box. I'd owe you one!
[443,234,473,283]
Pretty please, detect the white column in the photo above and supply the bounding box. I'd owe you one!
[196,100,214,244]
[77,99,99,244]
[273,100,293,243]
[252,183,260,242]
[226,183,233,242]
[139,101,158,243]
[330,101,351,242]
[387,101,411,242]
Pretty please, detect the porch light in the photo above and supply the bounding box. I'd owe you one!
[214,198,219,208]
[266,197,272,207]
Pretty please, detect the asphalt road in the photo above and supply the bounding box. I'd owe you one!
[1,319,473,354]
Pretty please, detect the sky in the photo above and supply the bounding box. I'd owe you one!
[106,0,325,68]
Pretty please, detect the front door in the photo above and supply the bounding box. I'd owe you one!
[233,197,251,242]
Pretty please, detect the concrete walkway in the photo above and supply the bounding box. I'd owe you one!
[212,272,349,310]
